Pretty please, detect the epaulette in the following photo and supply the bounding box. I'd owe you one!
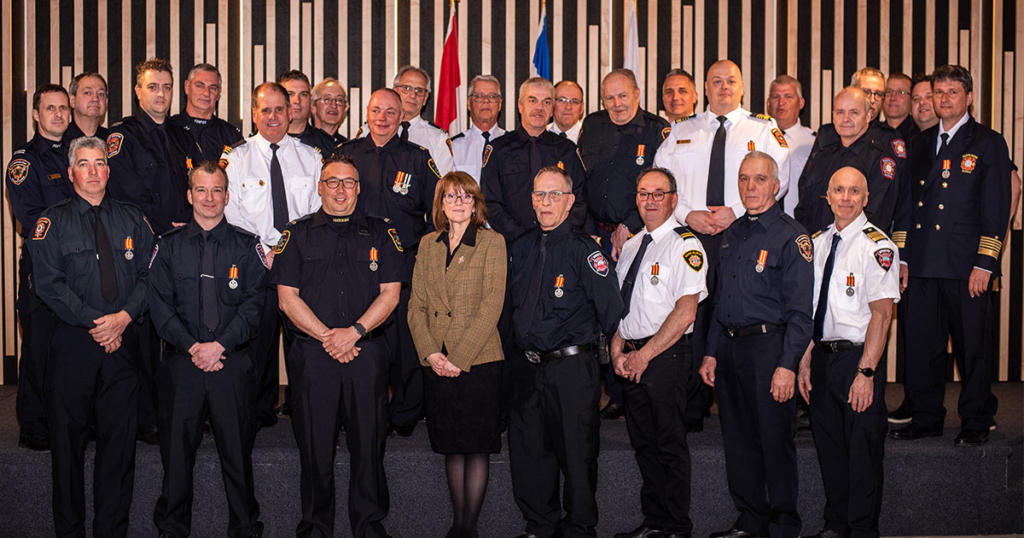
[451,132,466,141]
[12,148,26,155]
[674,225,695,240]
[157,226,186,240]
[418,145,428,152]
[750,113,773,122]
[231,226,259,239]
[228,139,246,151]
[676,113,697,123]
[863,226,886,243]
[110,120,124,128]
[811,230,824,239]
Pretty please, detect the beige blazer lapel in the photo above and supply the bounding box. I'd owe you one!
[444,241,477,291]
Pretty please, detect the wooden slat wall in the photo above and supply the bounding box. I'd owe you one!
[1,0,1022,384]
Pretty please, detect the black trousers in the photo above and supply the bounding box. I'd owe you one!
[252,285,283,422]
[47,322,140,538]
[595,224,624,407]
[386,284,423,426]
[290,336,390,538]
[622,339,692,534]
[15,252,56,437]
[153,349,262,538]
[902,277,997,431]
[714,330,800,538]
[808,346,886,538]
[509,351,601,538]
[687,231,721,425]
[137,314,161,430]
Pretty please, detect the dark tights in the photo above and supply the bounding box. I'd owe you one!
[444,453,490,538]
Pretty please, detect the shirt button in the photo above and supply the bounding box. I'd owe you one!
[942,182,948,188]
[938,204,944,210]
[915,224,921,229]
[935,224,941,230]
[919,180,925,186]
[917,201,923,207]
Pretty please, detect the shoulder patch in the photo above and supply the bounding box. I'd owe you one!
[752,113,773,121]
[106,133,124,158]
[7,158,30,185]
[256,243,270,269]
[32,217,51,240]
[587,251,610,277]
[880,157,896,180]
[891,139,907,159]
[811,230,824,239]
[683,249,704,272]
[863,226,886,243]
[273,230,291,254]
[387,228,404,252]
[445,137,453,155]
[148,244,159,268]
[219,158,230,169]
[355,125,364,138]
[661,126,671,140]
[427,158,441,178]
[482,145,493,168]
[795,234,813,262]
[874,248,894,271]
[771,128,788,148]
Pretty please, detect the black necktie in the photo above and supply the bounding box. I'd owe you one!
[517,235,548,337]
[620,234,654,319]
[813,233,842,342]
[707,115,727,206]
[270,143,289,232]
[91,206,119,304]
[938,132,949,156]
[481,131,490,159]
[529,136,543,177]
[200,231,219,333]
[559,131,567,138]
[400,121,410,142]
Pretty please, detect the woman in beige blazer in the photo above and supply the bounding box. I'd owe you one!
[408,171,506,538]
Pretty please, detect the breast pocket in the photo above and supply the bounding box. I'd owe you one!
[499,161,530,184]
[300,247,330,287]
[60,241,95,280]
[239,178,270,213]
[173,272,200,309]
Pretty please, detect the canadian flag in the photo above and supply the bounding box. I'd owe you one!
[435,0,464,135]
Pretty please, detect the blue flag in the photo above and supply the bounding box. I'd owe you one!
[532,4,551,80]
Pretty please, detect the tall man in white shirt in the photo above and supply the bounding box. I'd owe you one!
[451,75,505,183]
[392,65,455,176]
[221,82,323,426]
[654,59,790,431]
[766,75,815,218]
[547,80,585,143]
[662,69,699,123]
[798,167,900,538]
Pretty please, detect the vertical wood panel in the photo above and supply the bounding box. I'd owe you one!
[553,0,563,83]
[879,0,889,74]
[301,2,312,78]
[682,4,692,73]
[925,0,935,72]
[504,0,514,131]
[588,24,599,112]
[809,0,820,129]
[948,0,958,69]
[2,0,12,365]
[647,0,657,108]
[694,0,704,101]
[266,0,275,83]
[290,0,299,70]
[741,0,750,111]
[481,0,491,74]
[856,0,866,68]
[122,0,131,117]
[902,0,911,74]
[314,0,323,83]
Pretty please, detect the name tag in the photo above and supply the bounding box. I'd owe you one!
[677,139,691,145]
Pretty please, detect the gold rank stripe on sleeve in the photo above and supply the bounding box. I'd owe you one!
[679,231,695,240]
[863,227,886,243]
[811,230,824,239]
[891,231,907,248]
[978,236,1003,259]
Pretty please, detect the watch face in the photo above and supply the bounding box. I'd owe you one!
[859,367,874,378]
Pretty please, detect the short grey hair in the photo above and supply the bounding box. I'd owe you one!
[311,77,347,101]
[604,68,639,91]
[740,151,779,183]
[535,165,573,192]
[469,75,501,97]
[518,77,555,101]
[394,65,432,93]
[851,67,885,87]
[768,75,803,99]
[187,63,222,85]
[68,136,107,167]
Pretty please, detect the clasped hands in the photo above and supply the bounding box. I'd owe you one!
[686,207,735,236]
[427,352,462,378]
[322,326,362,363]
[611,348,651,383]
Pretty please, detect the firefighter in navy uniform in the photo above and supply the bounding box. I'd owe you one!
[30,136,155,538]
[890,64,1014,447]
[508,166,623,538]
[699,151,813,538]
[280,70,338,156]
[149,162,267,538]
[170,63,244,161]
[481,77,588,243]
[334,88,439,438]
[6,84,74,451]
[66,72,110,142]
[272,155,405,538]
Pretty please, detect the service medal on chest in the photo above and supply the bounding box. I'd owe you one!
[370,261,379,271]
[124,236,134,260]
[229,279,238,289]
[554,288,564,298]
[401,186,409,195]
[369,247,379,271]
[125,250,134,260]
[846,286,854,296]
[845,274,855,296]
[635,145,646,166]
[393,184,402,193]
[554,274,565,298]
[755,250,768,273]
[650,263,660,285]
[942,170,950,179]
[228,265,239,289]
[636,157,644,166]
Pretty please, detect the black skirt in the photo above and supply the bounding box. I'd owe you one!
[422,359,503,454]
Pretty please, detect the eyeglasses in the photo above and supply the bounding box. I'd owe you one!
[884,89,910,98]
[531,190,568,202]
[321,178,358,190]
[636,190,675,201]
[858,87,886,100]
[555,97,582,107]
[395,85,429,97]
[316,97,348,106]
[443,192,475,205]
[471,93,501,103]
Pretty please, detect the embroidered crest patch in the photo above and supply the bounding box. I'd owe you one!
[148,244,159,269]
[256,243,270,269]
[482,145,493,168]
[880,157,896,180]
[771,128,788,148]
[683,249,704,272]
[219,158,230,169]
[891,139,907,159]
[106,133,124,158]
[795,234,813,262]
[388,228,404,252]
[274,230,291,254]
[961,154,978,173]
[874,248,894,271]
[7,159,30,185]
[661,126,671,140]
[445,137,453,155]
[32,217,51,240]
[588,251,610,277]
[428,158,441,178]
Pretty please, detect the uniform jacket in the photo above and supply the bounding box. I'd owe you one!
[408,226,507,372]
[170,113,244,161]
[6,134,73,236]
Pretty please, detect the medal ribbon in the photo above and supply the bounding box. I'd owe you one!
[124,237,133,250]
[846,274,855,287]
[370,248,378,261]
[757,250,768,266]
[555,274,564,287]
[636,145,646,158]
[942,159,951,171]
[747,141,756,151]
[393,172,406,191]
[651,263,659,276]
[229,265,238,279]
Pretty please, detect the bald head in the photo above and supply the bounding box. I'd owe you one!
[705,60,744,115]
[826,166,870,229]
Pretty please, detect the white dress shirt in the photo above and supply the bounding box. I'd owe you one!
[547,120,582,144]
[779,121,816,218]
[811,212,901,343]
[359,114,455,176]
[935,112,970,155]
[616,217,709,340]
[452,123,506,183]
[221,133,323,250]
[653,107,791,227]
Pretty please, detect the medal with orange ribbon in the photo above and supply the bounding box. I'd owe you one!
[369,248,379,271]
[650,262,660,285]
[635,145,646,166]
[755,250,768,273]
[228,264,239,289]
[942,159,951,179]
[554,274,565,298]
[393,172,411,194]
[124,236,134,260]
[846,273,855,296]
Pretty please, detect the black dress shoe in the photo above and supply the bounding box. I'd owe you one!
[800,529,845,538]
[614,525,665,538]
[889,423,942,440]
[137,425,160,445]
[18,432,50,452]
[709,528,760,538]
[887,403,913,424]
[275,402,292,418]
[387,422,416,438]
[954,428,990,447]
[600,402,625,420]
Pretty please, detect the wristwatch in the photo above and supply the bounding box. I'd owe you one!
[353,322,367,337]
[857,367,875,378]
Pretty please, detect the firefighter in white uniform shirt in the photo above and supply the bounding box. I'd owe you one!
[547,80,585,143]
[766,75,816,218]
[610,167,708,538]
[797,166,900,538]
[451,74,505,183]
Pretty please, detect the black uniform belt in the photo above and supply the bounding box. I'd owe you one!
[723,323,783,339]
[623,333,692,352]
[524,343,597,364]
[164,341,249,354]
[293,326,387,342]
[815,340,863,353]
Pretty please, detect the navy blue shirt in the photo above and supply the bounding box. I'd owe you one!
[269,208,408,334]
[170,112,244,162]
[64,121,109,145]
[707,203,814,372]
[509,219,622,351]
[5,134,74,236]
[148,218,267,352]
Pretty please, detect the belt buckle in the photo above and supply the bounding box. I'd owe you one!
[824,341,838,352]
[525,350,541,364]
[725,328,736,338]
